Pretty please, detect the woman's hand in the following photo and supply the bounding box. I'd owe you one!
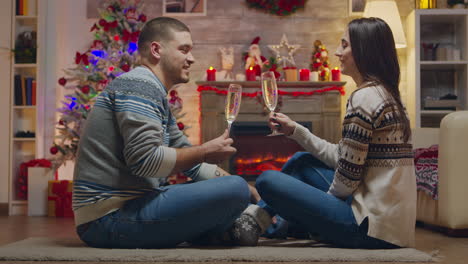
[268,112,296,136]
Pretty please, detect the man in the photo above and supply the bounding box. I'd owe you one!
[73,17,270,249]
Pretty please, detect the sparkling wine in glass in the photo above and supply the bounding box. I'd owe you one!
[225,84,242,134]
[261,71,282,136]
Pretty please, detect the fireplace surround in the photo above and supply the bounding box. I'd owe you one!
[197,81,345,177]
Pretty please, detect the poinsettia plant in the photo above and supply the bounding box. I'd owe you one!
[246,0,307,16]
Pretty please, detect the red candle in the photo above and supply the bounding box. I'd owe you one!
[246,67,256,81]
[331,67,341,81]
[206,66,216,81]
[299,68,310,81]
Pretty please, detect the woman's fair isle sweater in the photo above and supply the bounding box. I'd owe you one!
[289,85,416,247]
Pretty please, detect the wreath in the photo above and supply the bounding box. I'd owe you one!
[245,0,307,16]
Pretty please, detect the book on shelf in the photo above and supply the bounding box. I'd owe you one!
[16,0,36,16]
[21,76,26,105]
[32,80,36,106]
[14,74,22,105]
[26,77,34,105]
[14,74,36,106]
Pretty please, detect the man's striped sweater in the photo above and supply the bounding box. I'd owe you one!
[72,67,217,226]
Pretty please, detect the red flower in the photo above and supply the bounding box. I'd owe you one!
[177,122,185,130]
[121,64,130,72]
[139,14,147,22]
[81,85,90,94]
[58,77,67,86]
[50,147,58,155]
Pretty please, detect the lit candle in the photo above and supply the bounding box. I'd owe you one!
[246,66,256,81]
[299,68,310,81]
[331,67,341,81]
[206,66,216,81]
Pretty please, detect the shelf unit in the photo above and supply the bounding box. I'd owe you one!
[8,0,44,215]
[414,9,468,128]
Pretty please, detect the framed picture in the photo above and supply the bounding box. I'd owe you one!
[163,0,206,16]
[349,0,366,16]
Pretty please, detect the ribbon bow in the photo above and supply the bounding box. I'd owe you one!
[75,52,89,65]
[122,30,140,43]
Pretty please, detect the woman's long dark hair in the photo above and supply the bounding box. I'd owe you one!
[348,17,411,143]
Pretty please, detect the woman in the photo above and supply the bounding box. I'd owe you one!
[255,17,416,248]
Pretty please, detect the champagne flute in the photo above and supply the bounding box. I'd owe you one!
[225,84,242,134]
[261,71,282,136]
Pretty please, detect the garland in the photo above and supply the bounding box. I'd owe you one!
[245,0,307,16]
[197,85,345,98]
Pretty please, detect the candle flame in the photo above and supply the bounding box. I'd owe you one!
[249,67,253,70]
[209,66,213,70]
[334,67,339,70]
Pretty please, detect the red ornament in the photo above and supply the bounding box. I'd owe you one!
[139,14,147,22]
[109,21,118,28]
[50,146,59,155]
[58,77,67,86]
[121,64,130,72]
[98,19,107,27]
[81,85,90,94]
[114,35,120,41]
[177,122,185,130]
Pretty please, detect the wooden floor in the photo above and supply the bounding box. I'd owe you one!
[0,216,467,264]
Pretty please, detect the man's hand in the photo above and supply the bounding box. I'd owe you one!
[201,129,236,164]
[268,112,296,136]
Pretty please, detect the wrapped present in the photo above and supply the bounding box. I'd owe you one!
[48,180,74,217]
[283,67,298,82]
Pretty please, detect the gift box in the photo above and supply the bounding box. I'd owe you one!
[283,67,298,82]
[48,180,74,217]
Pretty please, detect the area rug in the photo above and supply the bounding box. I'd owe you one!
[0,237,436,262]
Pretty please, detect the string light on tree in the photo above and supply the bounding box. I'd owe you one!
[50,0,146,169]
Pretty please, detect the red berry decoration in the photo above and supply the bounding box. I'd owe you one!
[121,64,130,72]
[50,146,59,155]
[139,14,147,22]
[81,85,90,94]
[177,122,185,130]
[58,77,67,86]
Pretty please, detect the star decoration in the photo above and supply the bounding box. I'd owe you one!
[268,34,301,68]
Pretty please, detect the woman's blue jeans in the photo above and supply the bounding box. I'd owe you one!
[76,176,250,248]
[256,152,398,249]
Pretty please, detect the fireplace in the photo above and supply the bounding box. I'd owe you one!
[197,80,344,179]
[230,122,311,180]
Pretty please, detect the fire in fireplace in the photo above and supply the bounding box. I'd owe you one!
[230,122,312,181]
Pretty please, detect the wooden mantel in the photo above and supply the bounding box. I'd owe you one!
[196,81,346,88]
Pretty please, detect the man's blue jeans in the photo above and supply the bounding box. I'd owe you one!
[77,176,250,248]
[256,152,399,249]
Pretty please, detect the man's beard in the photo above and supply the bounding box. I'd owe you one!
[161,58,189,85]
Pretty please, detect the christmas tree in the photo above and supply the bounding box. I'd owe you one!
[50,0,147,168]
